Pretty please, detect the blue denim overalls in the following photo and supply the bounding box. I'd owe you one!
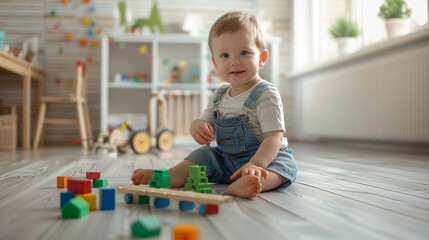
[186,81,297,187]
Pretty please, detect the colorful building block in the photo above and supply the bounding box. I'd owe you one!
[198,204,219,215]
[62,197,89,219]
[57,176,71,188]
[173,224,200,240]
[86,171,101,179]
[178,201,195,211]
[184,165,212,194]
[131,216,162,238]
[76,193,97,211]
[92,178,108,188]
[124,193,134,204]
[138,195,150,205]
[149,169,171,188]
[60,191,75,208]
[67,179,92,194]
[99,187,115,210]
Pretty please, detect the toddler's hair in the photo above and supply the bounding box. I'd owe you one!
[208,11,266,53]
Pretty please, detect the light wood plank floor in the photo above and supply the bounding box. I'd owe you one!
[0,141,428,240]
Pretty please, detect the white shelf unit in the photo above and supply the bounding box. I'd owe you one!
[100,33,280,143]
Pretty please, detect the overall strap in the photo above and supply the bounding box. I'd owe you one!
[242,80,273,111]
[213,84,231,106]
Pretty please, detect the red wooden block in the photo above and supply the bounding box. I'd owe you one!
[206,204,219,215]
[86,172,101,179]
[57,176,71,188]
[67,179,92,194]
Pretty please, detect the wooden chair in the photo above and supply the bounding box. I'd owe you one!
[33,61,93,149]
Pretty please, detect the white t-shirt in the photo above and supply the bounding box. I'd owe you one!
[200,81,286,142]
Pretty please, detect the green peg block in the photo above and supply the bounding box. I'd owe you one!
[189,165,206,174]
[189,172,205,178]
[188,177,208,184]
[196,188,212,194]
[184,183,196,191]
[195,183,210,191]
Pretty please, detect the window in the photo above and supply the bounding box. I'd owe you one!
[292,0,429,70]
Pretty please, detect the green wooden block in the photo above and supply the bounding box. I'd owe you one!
[92,178,108,188]
[131,216,162,238]
[62,197,90,219]
[188,177,208,184]
[197,188,212,194]
[149,169,171,188]
[149,180,170,189]
[138,195,150,205]
[195,183,210,191]
[184,183,196,191]
[189,172,205,178]
[189,165,206,174]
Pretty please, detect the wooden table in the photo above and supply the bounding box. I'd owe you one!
[0,50,44,150]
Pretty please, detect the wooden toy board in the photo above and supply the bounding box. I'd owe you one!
[117,184,232,205]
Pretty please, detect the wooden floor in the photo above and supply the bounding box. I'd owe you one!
[0,141,428,240]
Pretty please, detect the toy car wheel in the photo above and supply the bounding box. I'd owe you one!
[130,130,151,154]
[156,128,174,151]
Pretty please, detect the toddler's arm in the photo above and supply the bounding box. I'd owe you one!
[190,119,214,145]
[230,130,283,180]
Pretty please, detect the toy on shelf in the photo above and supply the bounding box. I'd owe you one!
[131,0,165,33]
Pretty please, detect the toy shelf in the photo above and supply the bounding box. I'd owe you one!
[100,33,280,146]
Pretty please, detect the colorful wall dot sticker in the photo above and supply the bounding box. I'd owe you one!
[87,55,93,63]
[90,40,98,48]
[82,16,91,25]
[118,43,125,50]
[61,0,69,4]
[139,45,148,54]
[67,32,74,40]
[80,38,88,47]
[82,0,91,4]
[50,10,56,17]
[90,5,96,12]
[67,80,75,89]
[87,28,95,36]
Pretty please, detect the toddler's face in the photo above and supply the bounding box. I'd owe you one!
[211,29,267,93]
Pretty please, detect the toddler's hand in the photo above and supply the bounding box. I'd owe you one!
[131,169,154,185]
[190,121,214,145]
[230,163,269,181]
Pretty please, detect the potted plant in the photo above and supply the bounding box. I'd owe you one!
[329,17,361,55]
[378,0,412,38]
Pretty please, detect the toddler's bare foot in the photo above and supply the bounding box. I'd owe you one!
[131,169,153,185]
[227,175,262,199]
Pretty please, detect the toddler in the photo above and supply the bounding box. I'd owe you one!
[131,11,297,198]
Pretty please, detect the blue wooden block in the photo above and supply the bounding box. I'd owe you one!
[124,193,134,204]
[198,205,206,215]
[178,201,195,211]
[60,191,75,208]
[154,197,170,208]
[99,187,115,210]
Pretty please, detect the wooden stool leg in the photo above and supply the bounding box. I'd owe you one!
[83,103,93,149]
[33,102,46,149]
[77,103,88,150]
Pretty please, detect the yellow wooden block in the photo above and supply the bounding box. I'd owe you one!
[76,193,97,211]
[57,176,71,188]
